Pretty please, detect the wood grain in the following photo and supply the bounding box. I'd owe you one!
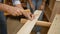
[17,10,42,34]
[20,18,51,27]
[48,14,60,34]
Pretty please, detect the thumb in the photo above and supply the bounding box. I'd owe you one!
[27,15,32,20]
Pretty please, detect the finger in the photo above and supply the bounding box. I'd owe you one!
[19,9,24,15]
[31,14,35,20]
[30,14,35,20]
[19,11,22,15]
[28,15,32,20]
[16,10,21,16]
[19,10,23,15]
[27,14,33,20]
[12,13,16,16]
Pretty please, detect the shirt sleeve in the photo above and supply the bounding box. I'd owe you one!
[12,0,21,5]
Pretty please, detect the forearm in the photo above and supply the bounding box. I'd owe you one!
[0,3,10,12]
[28,0,33,6]
[0,3,13,12]
[41,0,46,6]
[0,3,3,10]
[15,4,24,10]
[39,0,46,10]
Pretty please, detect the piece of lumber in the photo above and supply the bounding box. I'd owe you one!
[48,14,60,34]
[49,1,60,22]
[17,10,42,34]
[56,0,60,1]
[20,18,51,27]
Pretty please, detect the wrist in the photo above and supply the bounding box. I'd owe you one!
[30,3,33,6]
[0,3,5,11]
[15,4,24,9]
[4,5,9,12]
[3,4,13,13]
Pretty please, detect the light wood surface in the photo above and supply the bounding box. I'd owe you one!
[56,0,60,1]
[49,1,60,22]
[20,18,51,27]
[48,14,60,34]
[17,10,42,34]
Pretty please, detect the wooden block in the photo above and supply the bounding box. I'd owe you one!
[48,14,60,34]
[17,10,42,34]
[20,18,51,27]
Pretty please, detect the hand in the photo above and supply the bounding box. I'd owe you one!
[15,4,35,20]
[38,5,44,10]
[21,9,35,20]
[6,6,22,16]
[30,4,35,11]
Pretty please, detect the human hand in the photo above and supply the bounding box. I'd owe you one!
[15,4,35,20]
[30,4,35,11]
[21,9,35,20]
[6,6,22,16]
[38,5,45,10]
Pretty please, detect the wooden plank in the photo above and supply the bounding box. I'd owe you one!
[17,10,42,34]
[48,14,60,34]
[44,0,56,21]
[56,0,60,1]
[20,18,51,27]
[49,0,56,10]
[49,1,60,22]
[45,5,52,20]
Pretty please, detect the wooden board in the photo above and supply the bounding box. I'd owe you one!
[56,0,60,1]
[44,0,56,21]
[49,1,60,22]
[17,10,42,34]
[49,0,56,10]
[48,14,60,34]
[45,5,52,20]
[20,18,51,27]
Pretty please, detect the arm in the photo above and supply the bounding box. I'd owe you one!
[0,3,23,16]
[42,0,46,6]
[38,0,46,10]
[12,0,34,20]
[0,3,11,12]
[28,0,35,10]
[28,0,32,5]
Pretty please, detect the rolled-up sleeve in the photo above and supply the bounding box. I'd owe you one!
[12,0,21,5]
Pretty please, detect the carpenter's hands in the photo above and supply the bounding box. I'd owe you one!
[6,6,34,20]
[6,6,22,16]
[21,9,35,20]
